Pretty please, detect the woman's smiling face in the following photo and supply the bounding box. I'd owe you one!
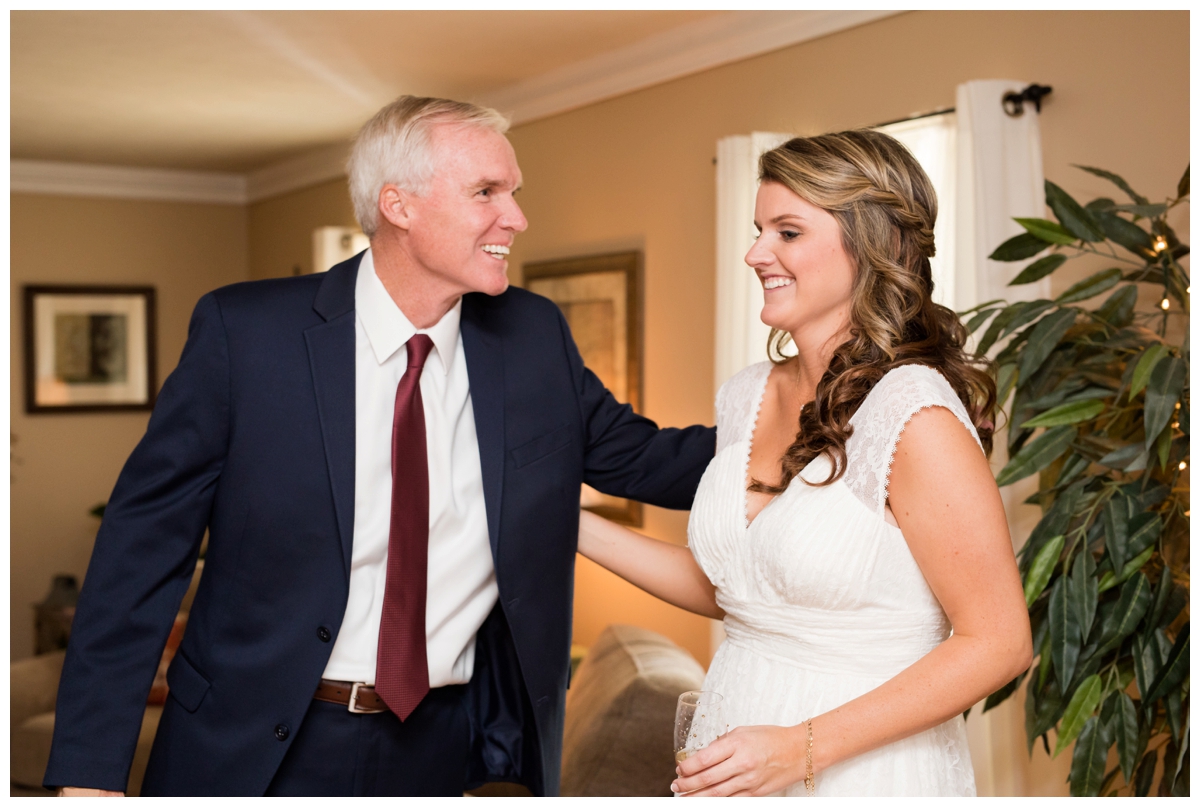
[746,180,857,339]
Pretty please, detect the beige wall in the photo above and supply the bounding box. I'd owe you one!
[10,194,247,660]
[248,177,358,280]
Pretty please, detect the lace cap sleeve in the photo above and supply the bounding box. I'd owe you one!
[843,365,982,516]
[714,362,772,456]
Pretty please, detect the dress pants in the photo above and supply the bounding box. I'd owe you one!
[265,684,471,796]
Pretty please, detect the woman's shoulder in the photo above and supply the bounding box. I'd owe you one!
[853,363,980,449]
[714,361,773,447]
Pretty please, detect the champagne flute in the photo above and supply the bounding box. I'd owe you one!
[673,690,726,764]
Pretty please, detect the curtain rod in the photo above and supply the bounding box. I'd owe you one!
[872,83,1052,129]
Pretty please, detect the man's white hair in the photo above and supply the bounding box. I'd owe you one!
[347,95,510,237]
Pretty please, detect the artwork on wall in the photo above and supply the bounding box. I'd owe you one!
[524,251,644,526]
[24,285,157,414]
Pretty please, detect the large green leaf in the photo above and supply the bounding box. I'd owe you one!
[976,306,1020,354]
[995,362,1018,408]
[1055,674,1104,756]
[1130,343,1169,397]
[1049,576,1082,688]
[990,232,1050,262]
[1055,268,1123,304]
[1178,165,1189,198]
[1102,497,1132,573]
[964,307,1000,334]
[1134,748,1158,796]
[1098,572,1152,653]
[1015,217,1078,245]
[1069,551,1098,643]
[1023,399,1105,428]
[1074,164,1150,206]
[1110,203,1170,219]
[1144,624,1190,706]
[1124,513,1162,562]
[1096,441,1148,470]
[1095,285,1138,327]
[1148,568,1175,629]
[1019,480,1085,570]
[1119,544,1155,583]
[1009,253,1067,286]
[1069,716,1111,795]
[996,425,1077,486]
[1023,534,1064,606]
[1143,356,1187,450]
[1112,691,1141,782]
[1046,181,1106,242]
[1094,211,1157,258]
[1018,309,1078,383]
[1133,633,1160,704]
[1026,675,1064,753]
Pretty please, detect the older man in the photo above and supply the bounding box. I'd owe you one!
[46,96,716,796]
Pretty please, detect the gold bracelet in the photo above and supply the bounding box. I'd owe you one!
[804,719,815,796]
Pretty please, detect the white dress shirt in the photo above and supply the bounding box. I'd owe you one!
[322,249,497,687]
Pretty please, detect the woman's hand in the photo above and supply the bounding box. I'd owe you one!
[672,724,807,797]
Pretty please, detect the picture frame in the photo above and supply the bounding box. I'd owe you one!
[24,285,157,414]
[523,251,644,526]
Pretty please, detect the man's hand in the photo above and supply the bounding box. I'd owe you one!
[58,788,124,797]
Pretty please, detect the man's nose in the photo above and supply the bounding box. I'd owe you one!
[502,197,528,233]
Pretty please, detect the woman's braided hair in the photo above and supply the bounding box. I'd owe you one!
[750,129,995,494]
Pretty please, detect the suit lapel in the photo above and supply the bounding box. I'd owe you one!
[461,295,505,558]
[305,258,360,579]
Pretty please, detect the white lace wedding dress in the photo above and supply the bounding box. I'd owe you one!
[689,362,980,796]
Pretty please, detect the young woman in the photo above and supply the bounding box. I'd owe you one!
[578,130,1032,796]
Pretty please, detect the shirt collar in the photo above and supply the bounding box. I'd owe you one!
[355,248,460,375]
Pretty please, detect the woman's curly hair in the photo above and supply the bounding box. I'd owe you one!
[750,129,996,494]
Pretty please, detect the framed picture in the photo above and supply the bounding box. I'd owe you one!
[524,251,644,526]
[24,285,157,414]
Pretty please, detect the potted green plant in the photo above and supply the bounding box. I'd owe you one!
[965,165,1189,796]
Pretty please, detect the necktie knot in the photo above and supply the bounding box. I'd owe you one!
[406,334,434,370]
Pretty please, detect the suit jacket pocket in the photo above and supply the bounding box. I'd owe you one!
[510,425,572,469]
[166,652,212,713]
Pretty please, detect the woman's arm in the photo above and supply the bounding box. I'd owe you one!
[673,406,1033,796]
[578,510,723,620]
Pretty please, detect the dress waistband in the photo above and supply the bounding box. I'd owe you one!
[718,598,950,678]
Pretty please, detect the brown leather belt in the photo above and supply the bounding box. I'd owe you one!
[314,679,390,714]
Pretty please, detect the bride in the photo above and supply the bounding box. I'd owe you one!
[577,130,1032,796]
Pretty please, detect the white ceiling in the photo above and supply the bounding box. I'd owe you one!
[12,10,724,172]
[11,10,899,197]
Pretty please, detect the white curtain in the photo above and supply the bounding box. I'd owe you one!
[954,79,1050,309]
[953,79,1051,797]
[714,132,791,393]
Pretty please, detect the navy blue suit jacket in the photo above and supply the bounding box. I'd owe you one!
[44,255,716,795]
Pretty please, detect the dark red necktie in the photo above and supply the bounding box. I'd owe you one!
[375,333,434,721]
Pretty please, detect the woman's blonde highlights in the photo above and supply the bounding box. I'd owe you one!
[752,130,995,493]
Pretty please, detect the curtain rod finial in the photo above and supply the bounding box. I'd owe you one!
[1003,84,1052,117]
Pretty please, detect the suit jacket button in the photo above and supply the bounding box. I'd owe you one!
[275,724,290,741]
[317,626,332,642]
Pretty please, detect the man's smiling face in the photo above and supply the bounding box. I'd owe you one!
[401,122,528,298]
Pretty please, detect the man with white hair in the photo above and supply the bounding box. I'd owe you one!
[45,96,716,796]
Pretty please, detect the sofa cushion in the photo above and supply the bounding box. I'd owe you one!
[561,624,705,797]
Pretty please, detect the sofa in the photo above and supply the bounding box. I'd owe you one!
[10,562,204,796]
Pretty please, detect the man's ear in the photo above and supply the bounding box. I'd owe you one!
[377,184,414,231]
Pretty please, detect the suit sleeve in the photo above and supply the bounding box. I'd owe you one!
[44,292,232,791]
[557,309,716,509]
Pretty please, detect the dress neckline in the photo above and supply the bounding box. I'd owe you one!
[741,362,775,530]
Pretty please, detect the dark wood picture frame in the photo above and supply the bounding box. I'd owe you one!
[523,251,644,526]
[24,285,157,414]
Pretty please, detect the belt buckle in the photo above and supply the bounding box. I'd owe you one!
[347,681,384,714]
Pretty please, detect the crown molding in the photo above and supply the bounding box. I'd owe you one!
[480,9,903,125]
[246,141,351,203]
[10,159,247,204]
